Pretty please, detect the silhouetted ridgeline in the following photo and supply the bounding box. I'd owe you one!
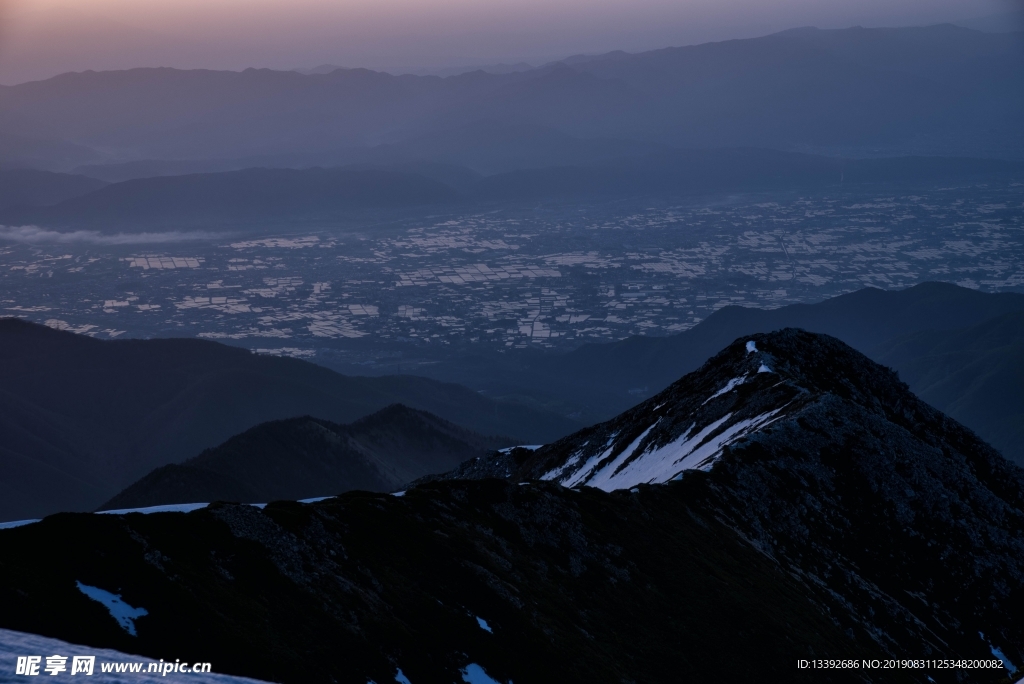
[0,319,575,521]
[100,406,510,510]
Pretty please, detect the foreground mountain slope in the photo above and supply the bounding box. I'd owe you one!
[100,405,509,510]
[433,330,1024,674]
[1,331,1021,682]
[0,485,888,684]
[0,319,575,521]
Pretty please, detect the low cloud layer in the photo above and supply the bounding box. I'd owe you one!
[0,225,225,244]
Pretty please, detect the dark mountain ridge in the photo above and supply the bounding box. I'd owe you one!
[0,319,575,521]
[402,282,1024,465]
[1,331,1021,682]
[873,310,1024,464]
[99,405,510,511]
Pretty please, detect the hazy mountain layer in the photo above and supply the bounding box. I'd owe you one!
[0,167,458,229]
[100,405,510,510]
[0,169,107,210]
[3,149,1019,230]
[2,331,1021,682]
[1,25,1020,172]
[0,320,575,521]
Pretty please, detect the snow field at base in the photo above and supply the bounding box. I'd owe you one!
[75,582,148,636]
[0,628,269,683]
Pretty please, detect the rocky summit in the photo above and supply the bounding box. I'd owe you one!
[0,330,1021,683]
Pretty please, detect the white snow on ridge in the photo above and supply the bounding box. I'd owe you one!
[0,518,40,530]
[497,444,543,454]
[298,496,333,504]
[757,364,773,373]
[97,503,210,516]
[746,340,758,353]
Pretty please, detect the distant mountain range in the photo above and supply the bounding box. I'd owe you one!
[0,319,575,521]
[1,149,1020,230]
[0,168,107,210]
[100,406,509,511]
[1,330,1020,683]
[0,166,459,229]
[1,24,1020,175]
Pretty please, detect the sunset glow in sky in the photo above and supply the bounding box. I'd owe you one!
[0,0,1016,84]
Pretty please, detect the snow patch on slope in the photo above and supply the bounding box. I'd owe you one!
[75,582,149,636]
[703,376,746,404]
[560,408,788,492]
[585,423,659,490]
[546,433,617,487]
[461,664,504,683]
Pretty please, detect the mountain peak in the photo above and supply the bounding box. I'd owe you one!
[440,329,966,492]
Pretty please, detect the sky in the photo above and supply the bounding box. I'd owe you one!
[0,0,1019,84]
